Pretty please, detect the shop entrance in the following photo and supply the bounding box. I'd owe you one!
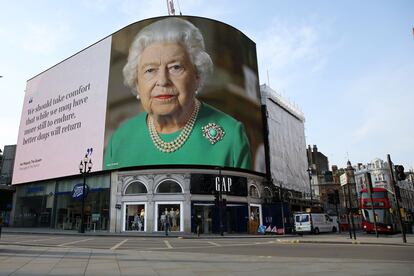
[124,203,146,231]
[55,190,110,231]
[193,204,213,234]
[155,202,182,232]
[212,203,248,233]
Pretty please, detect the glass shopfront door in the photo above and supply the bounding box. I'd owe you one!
[124,203,146,231]
[155,202,182,232]
[193,204,213,234]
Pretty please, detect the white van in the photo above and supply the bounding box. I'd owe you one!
[294,213,338,234]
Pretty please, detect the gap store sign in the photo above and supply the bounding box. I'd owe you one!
[190,174,247,196]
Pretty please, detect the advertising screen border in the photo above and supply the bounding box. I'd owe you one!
[12,15,267,185]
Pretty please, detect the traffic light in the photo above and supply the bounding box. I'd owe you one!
[395,165,406,181]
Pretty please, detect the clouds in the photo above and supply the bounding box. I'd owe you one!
[255,18,327,91]
[22,24,72,55]
[81,0,113,12]
[258,23,318,69]
[315,59,414,167]
[348,62,413,136]
[119,0,165,20]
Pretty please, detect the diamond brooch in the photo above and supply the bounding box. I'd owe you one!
[202,123,225,144]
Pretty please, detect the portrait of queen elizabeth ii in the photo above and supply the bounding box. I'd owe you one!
[104,17,253,170]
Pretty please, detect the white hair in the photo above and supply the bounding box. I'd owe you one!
[123,17,213,95]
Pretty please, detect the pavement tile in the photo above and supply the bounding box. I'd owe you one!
[0,234,413,276]
[54,260,88,267]
[117,260,152,268]
[10,264,54,275]
[0,266,23,276]
[49,265,87,275]
[118,267,158,275]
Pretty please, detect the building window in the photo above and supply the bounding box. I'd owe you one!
[125,181,147,195]
[156,180,183,193]
[249,185,260,198]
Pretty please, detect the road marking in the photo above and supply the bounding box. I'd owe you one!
[58,238,94,247]
[15,237,61,243]
[110,239,128,250]
[276,239,300,244]
[29,237,62,242]
[164,240,173,249]
[207,241,222,247]
[146,242,272,251]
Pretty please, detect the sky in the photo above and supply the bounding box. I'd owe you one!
[0,0,413,170]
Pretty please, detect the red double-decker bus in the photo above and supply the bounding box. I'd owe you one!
[360,187,396,233]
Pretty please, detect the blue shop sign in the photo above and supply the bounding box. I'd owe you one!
[72,183,89,200]
[26,186,44,194]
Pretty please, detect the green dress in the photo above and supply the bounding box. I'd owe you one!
[104,102,252,170]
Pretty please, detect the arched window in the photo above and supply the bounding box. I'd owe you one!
[156,180,183,193]
[249,185,259,198]
[125,181,147,195]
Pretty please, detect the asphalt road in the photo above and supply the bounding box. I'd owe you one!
[1,233,413,262]
[1,233,413,275]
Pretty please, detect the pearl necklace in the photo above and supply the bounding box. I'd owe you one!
[148,100,200,153]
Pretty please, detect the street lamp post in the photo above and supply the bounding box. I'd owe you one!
[343,185,352,239]
[306,168,314,233]
[279,184,285,234]
[346,183,357,240]
[345,161,357,240]
[79,153,92,233]
[307,168,313,210]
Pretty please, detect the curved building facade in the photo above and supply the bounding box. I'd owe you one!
[11,16,268,234]
[12,168,266,234]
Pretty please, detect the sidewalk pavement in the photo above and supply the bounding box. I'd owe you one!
[2,227,413,246]
[2,243,412,276]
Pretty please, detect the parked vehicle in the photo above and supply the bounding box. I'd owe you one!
[294,212,338,234]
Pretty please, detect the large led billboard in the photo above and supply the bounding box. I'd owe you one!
[13,16,264,185]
